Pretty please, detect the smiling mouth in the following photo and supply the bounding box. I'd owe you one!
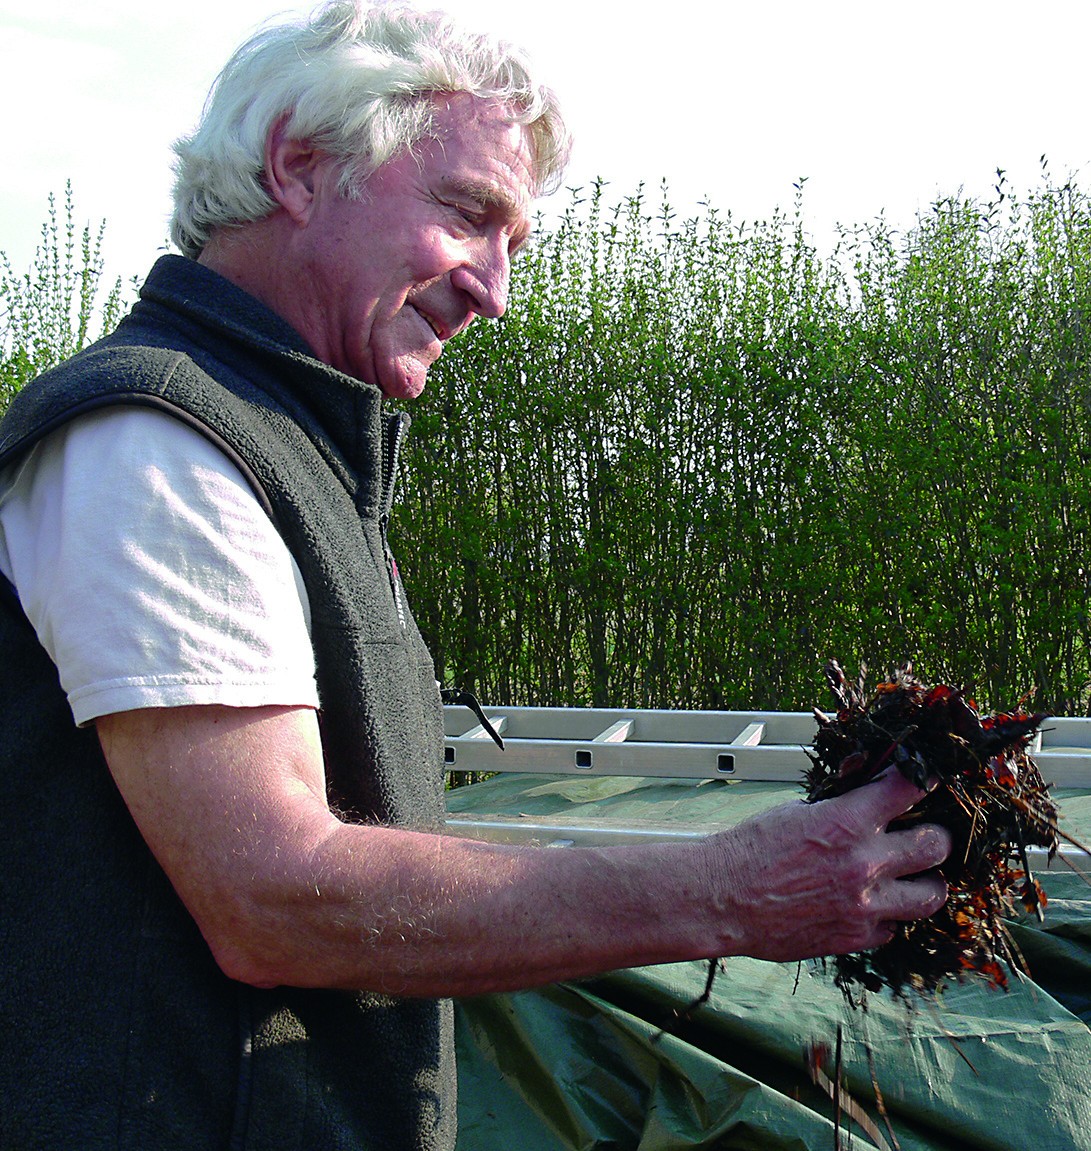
[416,307,444,341]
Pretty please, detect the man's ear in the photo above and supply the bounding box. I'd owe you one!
[264,114,326,225]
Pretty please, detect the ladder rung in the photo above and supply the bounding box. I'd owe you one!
[593,720,633,744]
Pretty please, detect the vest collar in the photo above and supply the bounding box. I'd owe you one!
[135,255,411,520]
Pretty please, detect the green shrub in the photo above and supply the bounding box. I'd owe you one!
[1,184,130,414]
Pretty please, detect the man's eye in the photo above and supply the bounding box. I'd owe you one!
[443,199,480,226]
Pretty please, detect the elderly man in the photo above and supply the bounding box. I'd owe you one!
[0,3,950,1148]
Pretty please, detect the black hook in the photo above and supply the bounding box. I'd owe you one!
[440,687,505,750]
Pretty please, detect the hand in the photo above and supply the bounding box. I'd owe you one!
[703,770,951,962]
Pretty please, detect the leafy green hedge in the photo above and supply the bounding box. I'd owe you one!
[5,176,1090,715]
[393,174,1091,715]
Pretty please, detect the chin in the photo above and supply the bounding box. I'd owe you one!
[380,357,434,401]
[380,375,429,401]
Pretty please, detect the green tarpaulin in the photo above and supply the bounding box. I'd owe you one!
[449,775,1091,1150]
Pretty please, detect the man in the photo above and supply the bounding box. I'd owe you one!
[0,3,950,1148]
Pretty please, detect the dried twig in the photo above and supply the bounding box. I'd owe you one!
[807,1028,895,1151]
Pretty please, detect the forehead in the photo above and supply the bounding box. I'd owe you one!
[417,94,535,216]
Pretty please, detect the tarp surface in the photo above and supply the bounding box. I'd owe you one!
[449,775,1091,1150]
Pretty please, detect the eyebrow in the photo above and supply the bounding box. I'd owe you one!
[447,177,532,245]
[448,177,520,215]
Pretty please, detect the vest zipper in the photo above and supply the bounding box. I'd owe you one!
[380,413,410,634]
[381,516,408,633]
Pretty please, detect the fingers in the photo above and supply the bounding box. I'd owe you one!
[882,868,949,922]
[820,766,953,875]
[704,793,955,963]
[813,792,952,950]
[838,765,939,833]
[859,823,950,949]
[884,821,952,878]
[851,870,949,953]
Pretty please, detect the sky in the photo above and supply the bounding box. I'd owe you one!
[1,0,1087,291]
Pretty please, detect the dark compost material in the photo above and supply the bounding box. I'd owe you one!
[804,661,1060,998]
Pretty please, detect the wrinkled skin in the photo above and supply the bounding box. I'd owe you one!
[701,769,950,962]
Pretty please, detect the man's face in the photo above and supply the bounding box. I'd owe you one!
[288,94,535,399]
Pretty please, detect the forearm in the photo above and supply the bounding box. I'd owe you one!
[99,703,729,994]
[215,820,723,996]
[202,784,948,997]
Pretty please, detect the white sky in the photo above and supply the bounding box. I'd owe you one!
[1,0,1087,289]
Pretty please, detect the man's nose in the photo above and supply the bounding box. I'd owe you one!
[452,241,510,320]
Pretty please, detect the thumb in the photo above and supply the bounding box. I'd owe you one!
[847,766,937,832]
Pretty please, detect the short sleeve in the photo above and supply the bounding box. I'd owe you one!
[0,406,320,725]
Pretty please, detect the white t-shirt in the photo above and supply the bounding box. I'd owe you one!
[0,406,319,725]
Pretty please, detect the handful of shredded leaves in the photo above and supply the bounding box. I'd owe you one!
[805,661,1060,999]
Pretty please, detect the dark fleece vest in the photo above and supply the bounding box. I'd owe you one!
[0,255,455,1151]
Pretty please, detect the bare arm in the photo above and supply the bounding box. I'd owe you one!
[96,704,949,996]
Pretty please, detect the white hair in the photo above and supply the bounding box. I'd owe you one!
[170,1,570,258]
